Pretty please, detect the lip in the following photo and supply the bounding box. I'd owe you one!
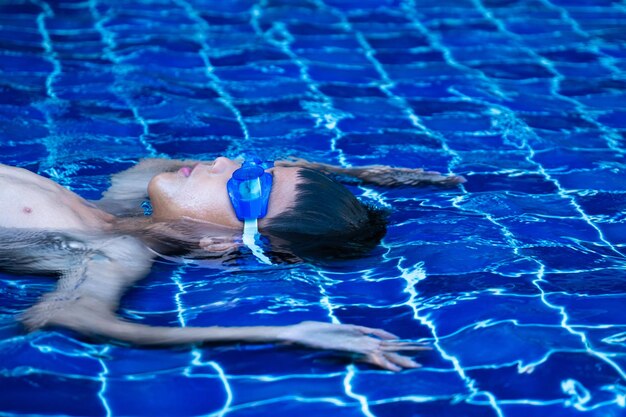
[179,164,197,177]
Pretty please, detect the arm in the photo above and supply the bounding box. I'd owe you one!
[20,235,425,371]
[276,158,466,187]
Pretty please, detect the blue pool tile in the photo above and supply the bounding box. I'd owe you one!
[332,97,402,116]
[543,269,626,295]
[534,149,625,171]
[519,244,620,271]
[371,399,500,417]
[375,50,446,65]
[291,35,361,50]
[547,293,626,326]
[552,169,626,192]
[391,212,508,245]
[384,63,467,80]
[554,62,614,78]
[226,80,310,99]
[151,136,230,157]
[596,222,626,245]
[298,49,372,66]
[330,277,410,307]
[442,322,582,368]
[0,374,106,416]
[318,83,385,98]
[225,400,361,417]
[392,241,518,275]
[463,173,559,194]
[422,294,564,337]
[338,115,417,132]
[55,118,144,137]
[227,373,354,410]
[246,115,315,137]
[501,403,605,417]
[258,6,339,25]
[354,369,469,401]
[421,114,493,132]
[574,191,626,216]
[409,99,490,116]
[456,150,536,172]
[417,271,538,297]
[496,78,554,96]
[107,372,227,416]
[333,304,433,342]
[499,216,600,245]
[532,130,611,150]
[105,348,198,378]
[473,62,554,80]
[236,98,305,117]
[211,48,290,67]
[365,33,429,50]
[597,110,626,128]
[458,192,579,218]
[308,64,380,84]
[389,81,458,99]
[0,141,47,165]
[0,53,54,74]
[287,21,347,36]
[559,78,626,97]
[121,50,206,69]
[577,93,626,110]
[150,118,243,138]
[56,84,122,102]
[521,112,596,132]
[467,351,624,406]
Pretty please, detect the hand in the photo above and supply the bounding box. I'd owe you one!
[276,158,466,187]
[280,321,430,371]
[354,165,466,187]
[275,157,326,171]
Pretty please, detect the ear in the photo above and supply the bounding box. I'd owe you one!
[199,236,241,253]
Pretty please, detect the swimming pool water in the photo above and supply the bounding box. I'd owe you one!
[1,0,626,416]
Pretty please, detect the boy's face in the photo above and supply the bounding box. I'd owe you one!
[147,157,300,228]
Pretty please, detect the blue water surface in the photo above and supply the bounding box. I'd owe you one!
[1,0,626,416]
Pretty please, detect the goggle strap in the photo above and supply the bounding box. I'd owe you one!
[243,219,272,265]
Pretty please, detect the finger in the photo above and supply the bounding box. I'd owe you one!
[353,326,398,340]
[384,352,421,369]
[381,340,432,347]
[381,344,433,352]
[365,353,402,372]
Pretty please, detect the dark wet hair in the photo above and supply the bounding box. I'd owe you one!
[263,168,389,260]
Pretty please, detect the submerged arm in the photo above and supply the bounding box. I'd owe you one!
[20,235,424,371]
[276,158,466,187]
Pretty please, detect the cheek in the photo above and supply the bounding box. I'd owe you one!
[148,174,187,218]
[148,174,240,226]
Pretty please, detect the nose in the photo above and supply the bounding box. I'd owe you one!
[212,156,238,174]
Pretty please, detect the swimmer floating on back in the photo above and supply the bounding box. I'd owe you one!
[0,157,464,371]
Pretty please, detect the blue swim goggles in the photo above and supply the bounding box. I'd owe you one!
[227,159,274,221]
[227,159,274,265]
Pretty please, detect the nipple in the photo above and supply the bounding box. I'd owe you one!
[23,207,32,214]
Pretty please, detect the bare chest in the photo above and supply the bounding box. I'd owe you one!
[0,165,111,231]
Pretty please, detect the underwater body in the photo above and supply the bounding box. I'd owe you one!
[1,0,626,416]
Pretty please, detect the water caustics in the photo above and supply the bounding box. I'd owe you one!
[1,0,626,416]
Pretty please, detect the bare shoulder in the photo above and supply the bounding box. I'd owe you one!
[0,163,41,180]
[0,164,112,231]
